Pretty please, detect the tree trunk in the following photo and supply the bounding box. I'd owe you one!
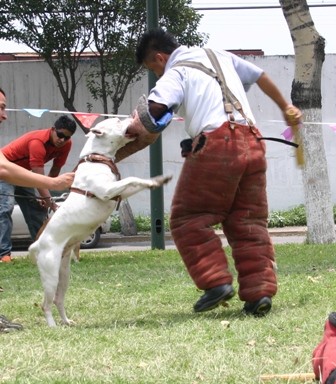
[118,200,137,236]
[280,0,335,243]
[301,111,335,243]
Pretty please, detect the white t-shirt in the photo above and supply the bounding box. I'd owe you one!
[148,46,264,138]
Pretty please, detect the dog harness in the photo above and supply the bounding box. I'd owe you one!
[70,153,122,209]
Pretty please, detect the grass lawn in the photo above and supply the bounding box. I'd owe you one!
[1,243,336,383]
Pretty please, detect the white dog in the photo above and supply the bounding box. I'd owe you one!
[29,117,172,327]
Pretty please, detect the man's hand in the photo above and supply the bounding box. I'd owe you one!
[285,105,304,166]
[38,197,59,212]
[51,172,75,190]
[284,105,302,127]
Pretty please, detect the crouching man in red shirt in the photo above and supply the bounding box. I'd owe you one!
[0,115,77,263]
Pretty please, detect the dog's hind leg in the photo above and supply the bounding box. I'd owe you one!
[54,249,74,326]
[71,243,80,262]
[36,250,62,327]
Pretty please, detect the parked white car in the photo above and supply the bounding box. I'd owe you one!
[11,193,112,249]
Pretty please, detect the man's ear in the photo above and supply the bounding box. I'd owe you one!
[155,52,165,63]
[156,52,169,65]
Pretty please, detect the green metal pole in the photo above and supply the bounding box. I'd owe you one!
[146,0,165,249]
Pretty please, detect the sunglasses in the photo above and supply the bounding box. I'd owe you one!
[55,130,72,141]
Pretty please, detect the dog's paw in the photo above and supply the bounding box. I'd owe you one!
[150,174,173,188]
[61,318,76,327]
[162,174,173,184]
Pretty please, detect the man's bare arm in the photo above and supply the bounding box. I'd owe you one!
[0,151,74,190]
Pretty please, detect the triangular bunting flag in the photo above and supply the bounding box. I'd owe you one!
[23,108,49,118]
[281,126,294,141]
[73,113,100,128]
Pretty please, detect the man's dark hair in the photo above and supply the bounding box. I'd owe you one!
[54,115,77,134]
[0,87,6,97]
[136,28,180,65]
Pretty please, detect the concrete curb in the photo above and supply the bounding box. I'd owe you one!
[10,227,307,257]
[101,226,307,244]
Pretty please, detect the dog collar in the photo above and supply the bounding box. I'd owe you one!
[73,153,121,180]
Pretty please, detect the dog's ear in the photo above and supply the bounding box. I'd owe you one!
[90,128,104,137]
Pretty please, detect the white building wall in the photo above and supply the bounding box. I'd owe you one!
[1,55,336,214]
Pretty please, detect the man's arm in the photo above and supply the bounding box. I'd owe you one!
[256,72,302,124]
[48,165,61,178]
[0,151,74,190]
[31,166,59,211]
[28,139,68,209]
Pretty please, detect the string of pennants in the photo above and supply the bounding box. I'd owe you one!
[279,122,336,141]
[6,108,336,139]
[6,108,185,129]
[6,108,129,129]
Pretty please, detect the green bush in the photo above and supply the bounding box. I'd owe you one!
[110,205,336,232]
[110,213,170,233]
[110,214,122,232]
[267,210,286,228]
[268,204,307,228]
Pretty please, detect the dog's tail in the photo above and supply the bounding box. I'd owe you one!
[28,242,38,264]
[29,218,50,264]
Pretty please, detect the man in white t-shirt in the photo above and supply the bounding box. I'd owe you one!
[116,29,302,317]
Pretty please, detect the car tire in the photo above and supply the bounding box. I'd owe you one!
[80,228,101,249]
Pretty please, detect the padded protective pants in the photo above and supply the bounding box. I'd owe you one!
[312,312,336,384]
[170,121,277,302]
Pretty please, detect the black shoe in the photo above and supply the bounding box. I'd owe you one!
[194,284,235,313]
[0,315,23,332]
[243,297,272,317]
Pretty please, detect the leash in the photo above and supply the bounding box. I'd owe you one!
[180,135,298,157]
[0,193,56,201]
[256,137,299,147]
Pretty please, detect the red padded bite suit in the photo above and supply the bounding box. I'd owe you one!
[170,121,277,303]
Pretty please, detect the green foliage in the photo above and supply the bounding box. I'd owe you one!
[85,0,208,113]
[110,213,170,232]
[0,0,208,117]
[0,0,94,120]
[268,205,307,228]
[110,214,122,232]
[110,205,336,232]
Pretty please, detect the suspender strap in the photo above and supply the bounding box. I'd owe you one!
[171,60,218,80]
[203,48,254,126]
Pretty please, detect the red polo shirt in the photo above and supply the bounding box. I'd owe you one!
[1,128,72,169]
